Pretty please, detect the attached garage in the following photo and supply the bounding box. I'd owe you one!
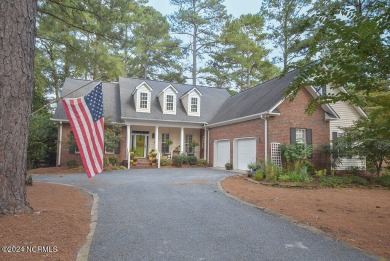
[214,140,230,167]
[234,138,256,170]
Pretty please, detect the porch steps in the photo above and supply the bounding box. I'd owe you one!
[132,158,157,169]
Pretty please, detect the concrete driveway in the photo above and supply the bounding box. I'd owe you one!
[34,168,376,261]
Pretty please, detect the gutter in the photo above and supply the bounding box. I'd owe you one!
[207,112,279,129]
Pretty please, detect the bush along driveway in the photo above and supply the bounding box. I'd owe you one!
[34,168,379,261]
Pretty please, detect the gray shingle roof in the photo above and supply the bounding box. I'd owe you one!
[53,77,230,124]
[53,78,122,123]
[118,77,230,123]
[209,70,300,124]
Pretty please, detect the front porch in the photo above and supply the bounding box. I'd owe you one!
[122,119,208,168]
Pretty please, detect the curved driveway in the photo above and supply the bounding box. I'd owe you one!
[34,168,376,261]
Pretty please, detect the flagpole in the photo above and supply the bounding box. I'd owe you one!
[30,77,103,116]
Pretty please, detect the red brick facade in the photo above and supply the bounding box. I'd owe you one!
[208,88,330,169]
[57,124,127,166]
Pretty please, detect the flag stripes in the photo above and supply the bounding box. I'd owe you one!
[62,83,104,178]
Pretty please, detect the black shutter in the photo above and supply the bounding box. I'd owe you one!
[69,131,75,154]
[290,128,296,144]
[306,129,312,145]
[114,141,120,154]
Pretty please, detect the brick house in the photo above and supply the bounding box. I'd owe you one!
[52,69,364,171]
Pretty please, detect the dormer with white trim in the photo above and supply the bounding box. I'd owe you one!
[180,87,202,117]
[132,82,153,113]
[158,84,178,115]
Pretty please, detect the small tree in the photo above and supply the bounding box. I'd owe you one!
[281,143,313,170]
[333,118,390,176]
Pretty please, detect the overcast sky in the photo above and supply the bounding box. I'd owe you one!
[146,0,261,17]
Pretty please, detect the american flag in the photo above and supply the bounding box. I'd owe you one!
[62,83,104,178]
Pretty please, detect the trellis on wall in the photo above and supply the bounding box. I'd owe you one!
[271,142,282,168]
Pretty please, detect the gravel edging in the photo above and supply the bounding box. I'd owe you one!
[76,192,99,261]
[217,175,383,261]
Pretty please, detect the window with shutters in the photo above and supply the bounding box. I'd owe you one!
[296,129,306,144]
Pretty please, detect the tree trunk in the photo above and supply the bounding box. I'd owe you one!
[0,0,36,214]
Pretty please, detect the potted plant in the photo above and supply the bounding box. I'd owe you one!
[225,162,233,170]
[166,139,173,146]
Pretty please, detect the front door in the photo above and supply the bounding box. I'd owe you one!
[132,134,148,158]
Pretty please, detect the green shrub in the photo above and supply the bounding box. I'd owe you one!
[376,175,390,187]
[188,156,198,165]
[109,157,118,166]
[130,159,134,165]
[67,160,79,168]
[320,176,350,187]
[315,169,327,177]
[103,157,110,166]
[278,170,313,183]
[253,169,263,181]
[351,176,368,186]
[225,162,233,170]
[346,166,363,176]
[172,155,183,167]
[160,158,170,166]
[181,154,189,165]
[150,151,157,157]
[264,162,280,181]
[302,160,316,175]
[197,159,207,166]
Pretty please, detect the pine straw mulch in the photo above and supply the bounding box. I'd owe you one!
[0,182,92,261]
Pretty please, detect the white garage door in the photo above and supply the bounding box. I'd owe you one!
[236,138,256,170]
[214,140,230,167]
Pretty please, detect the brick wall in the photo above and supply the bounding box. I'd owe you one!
[267,88,330,169]
[209,119,265,166]
[208,87,330,169]
[57,124,127,167]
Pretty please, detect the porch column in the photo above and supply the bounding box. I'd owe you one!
[154,125,159,151]
[203,125,207,159]
[155,126,160,169]
[180,127,184,154]
[126,125,131,169]
[57,121,63,166]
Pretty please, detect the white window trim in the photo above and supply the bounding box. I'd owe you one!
[296,128,306,144]
[136,90,151,113]
[163,93,176,114]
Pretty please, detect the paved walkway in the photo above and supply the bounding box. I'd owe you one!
[34,168,376,261]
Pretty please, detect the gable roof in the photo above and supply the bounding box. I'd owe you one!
[118,77,229,123]
[52,78,121,123]
[158,84,179,96]
[210,70,300,124]
[180,87,203,99]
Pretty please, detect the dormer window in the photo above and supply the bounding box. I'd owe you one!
[166,95,174,111]
[133,82,153,113]
[191,97,198,113]
[180,87,202,117]
[158,85,178,115]
[140,92,149,109]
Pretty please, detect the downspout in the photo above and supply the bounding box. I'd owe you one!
[203,124,207,159]
[260,115,268,163]
[58,121,62,166]
[207,129,210,163]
